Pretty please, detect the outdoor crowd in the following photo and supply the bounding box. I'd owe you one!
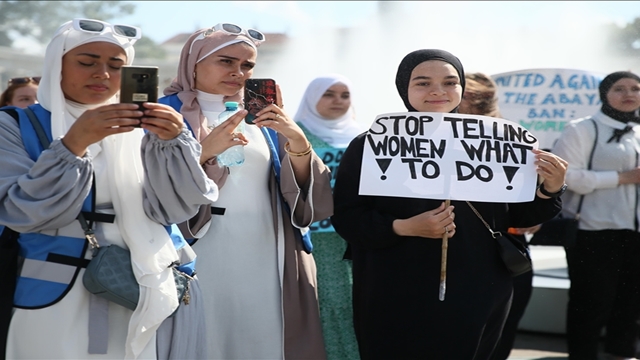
[0,17,639,360]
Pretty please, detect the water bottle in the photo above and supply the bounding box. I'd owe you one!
[216,101,244,167]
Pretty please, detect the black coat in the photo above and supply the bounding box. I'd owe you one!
[332,132,561,360]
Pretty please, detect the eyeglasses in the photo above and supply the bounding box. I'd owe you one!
[189,23,265,54]
[72,18,141,40]
[8,76,41,87]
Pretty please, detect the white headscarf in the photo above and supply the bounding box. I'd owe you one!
[39,20,180,359]
[293,74,364,148]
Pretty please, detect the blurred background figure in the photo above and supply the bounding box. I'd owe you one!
[294,73,365,360]
[553,70,640,360]
[0,76,40,108]
[458,72,501,118]
[460,72,539,360]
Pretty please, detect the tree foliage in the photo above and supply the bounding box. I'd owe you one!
[0,1,135,47]
[0,1,166,59]
[606,18,640,56]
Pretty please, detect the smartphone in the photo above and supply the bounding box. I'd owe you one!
[244,78,276,124]
[120,66,158,125]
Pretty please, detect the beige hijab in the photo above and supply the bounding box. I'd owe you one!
[163,28,257,141]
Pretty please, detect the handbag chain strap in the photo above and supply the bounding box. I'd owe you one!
[466,201,501,239]
[465,122,599,235]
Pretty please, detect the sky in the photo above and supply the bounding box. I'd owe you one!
[110,1,640,125]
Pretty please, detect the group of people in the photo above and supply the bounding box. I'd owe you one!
[0,16,638,360]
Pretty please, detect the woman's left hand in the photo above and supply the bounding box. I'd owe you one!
[252,85,309,151]
[533,148,567,195]
[140,102,185,140]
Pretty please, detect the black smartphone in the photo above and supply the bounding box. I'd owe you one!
[120,66,158,126]
[244,78,276,124]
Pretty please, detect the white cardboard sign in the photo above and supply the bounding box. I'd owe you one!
[359,112,539,203]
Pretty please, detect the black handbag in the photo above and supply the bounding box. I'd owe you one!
[495,232,532,277]
[467,202,532,277]
[530,118,598,248]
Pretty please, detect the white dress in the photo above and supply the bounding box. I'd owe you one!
[195,107,285,359]
[6,145,157,359]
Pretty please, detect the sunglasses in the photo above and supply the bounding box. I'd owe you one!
[189,23,265,54]
[8,76,41,87]
[72,18,141,40]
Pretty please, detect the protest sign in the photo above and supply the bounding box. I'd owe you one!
[359,112,539,203]
[493,68,605,150]
[309,147,344,233]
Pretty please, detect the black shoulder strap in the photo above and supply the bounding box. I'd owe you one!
[23,107,51,148]
[575,119,598,216]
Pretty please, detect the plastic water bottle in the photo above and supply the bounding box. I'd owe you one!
[216,101,244,167]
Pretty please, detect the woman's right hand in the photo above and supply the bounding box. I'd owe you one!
[61,103,142,156]
[392,202,456,239]
[199,109,249,164]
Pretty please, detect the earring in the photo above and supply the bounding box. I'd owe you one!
[193,71,196,79]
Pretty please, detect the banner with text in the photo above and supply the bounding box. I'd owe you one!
[492,68,605,150]
[359,112,539,203]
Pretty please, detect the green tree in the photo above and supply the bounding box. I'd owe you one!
[0,1,135,47]
[133,36,167,59]
[606,17,640,56]
[0,1,166,59]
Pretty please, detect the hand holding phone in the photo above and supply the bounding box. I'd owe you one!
[120,66,159,126]
[244,78,276,124]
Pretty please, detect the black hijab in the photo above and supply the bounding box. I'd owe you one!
[395,49,465,112]
[599,71,640,124]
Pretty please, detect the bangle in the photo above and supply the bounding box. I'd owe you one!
[284,141,312,157]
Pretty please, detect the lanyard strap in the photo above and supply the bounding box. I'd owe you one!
[77,177,99,249]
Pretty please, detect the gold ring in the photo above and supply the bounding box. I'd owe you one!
[275,114,282,120]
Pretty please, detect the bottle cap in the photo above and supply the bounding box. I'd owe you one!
[224,101,239,109]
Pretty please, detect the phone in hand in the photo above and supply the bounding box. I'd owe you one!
[120,66,159,126]
[244,78,276,124]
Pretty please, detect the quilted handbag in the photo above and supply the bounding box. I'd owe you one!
[82,244,193,311]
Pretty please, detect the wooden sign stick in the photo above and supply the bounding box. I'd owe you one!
[439,199,451,301]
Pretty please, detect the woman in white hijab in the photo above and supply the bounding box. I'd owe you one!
[293,74,364,359]
[0,19,217,359]
[294,74,364,148]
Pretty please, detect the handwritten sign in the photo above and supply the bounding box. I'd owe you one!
[493,68,605,150]
[309,147,344,233]
[359,112,539,203]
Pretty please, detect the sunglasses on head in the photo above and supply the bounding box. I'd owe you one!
[72,18,141,40]
[8,76,41,87]
[189,23,265,54]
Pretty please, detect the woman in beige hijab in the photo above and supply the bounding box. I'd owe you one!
[160,23,333,359]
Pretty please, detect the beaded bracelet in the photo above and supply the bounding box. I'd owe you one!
[284,141,313,157]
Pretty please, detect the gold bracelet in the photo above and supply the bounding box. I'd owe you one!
[284,141,312,157]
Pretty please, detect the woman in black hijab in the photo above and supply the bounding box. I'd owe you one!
[553,70,640,360]
[332,49,565,359]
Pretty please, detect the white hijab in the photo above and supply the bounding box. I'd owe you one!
[293,74,364,148]
[39,20,180,359]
